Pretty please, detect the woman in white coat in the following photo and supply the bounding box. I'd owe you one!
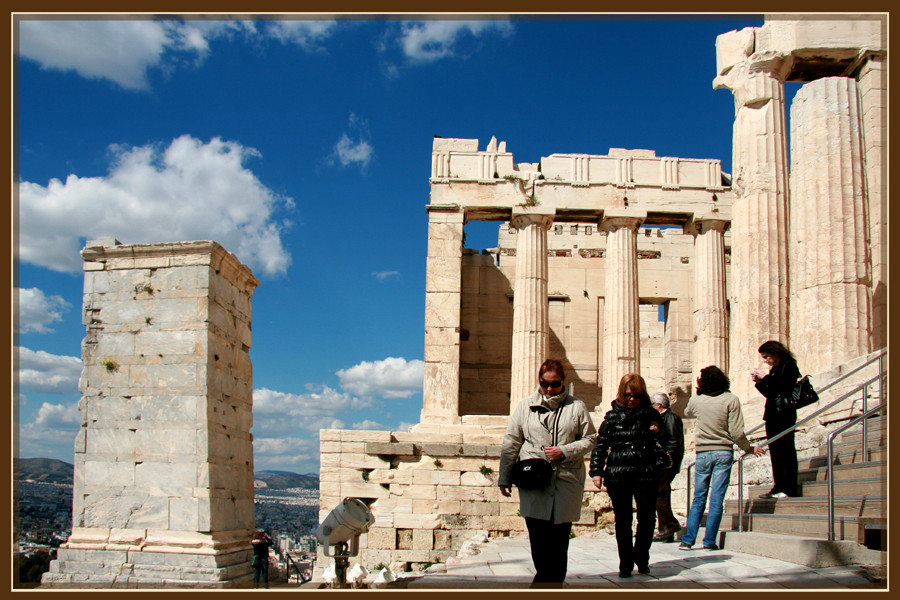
[498,359,596,587]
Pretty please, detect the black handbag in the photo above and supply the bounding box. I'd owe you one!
[510,403,560,489]
[510,458,554,489]
[784,375,819,409]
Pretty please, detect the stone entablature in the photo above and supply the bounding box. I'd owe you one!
[431,139,726,194]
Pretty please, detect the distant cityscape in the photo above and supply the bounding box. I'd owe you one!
[15,459,320,584]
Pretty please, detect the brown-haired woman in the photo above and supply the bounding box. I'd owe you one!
[498,359,596,587]
[751,340,801,498]
[589,373,662,578]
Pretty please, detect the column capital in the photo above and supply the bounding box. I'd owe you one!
[686,213,730,236]
[600,209,646,233]
[714,60,786,109]
[510,207,554,231]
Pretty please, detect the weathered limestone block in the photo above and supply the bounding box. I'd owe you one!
[366,527,397,550]
[365,442,415,455]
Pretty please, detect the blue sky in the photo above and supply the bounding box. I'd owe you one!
[14,15,764,475]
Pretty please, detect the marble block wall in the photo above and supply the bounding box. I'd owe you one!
[42,239,259,588]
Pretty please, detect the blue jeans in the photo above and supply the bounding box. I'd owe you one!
[682,450,733,547]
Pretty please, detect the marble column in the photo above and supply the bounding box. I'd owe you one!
[689,215,730,382]
[857,56,887,350]
[508,209,554,411]
[421,206,465,424]
[600,211,644,400]
[714,65,790,401]
[789,76,872,374]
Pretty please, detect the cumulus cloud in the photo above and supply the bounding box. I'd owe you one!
[17,346,82,394]
[252,386,370,438]
[18,135,293,276]
[17,287,71,334]
[397,20,513,63]
[336,357,424,399]
[327,113,373,169]
[252,436,321,471]
[17,19,252,90]
[18,400,81,461]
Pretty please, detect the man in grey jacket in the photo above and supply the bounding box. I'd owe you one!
[679,366,764,551]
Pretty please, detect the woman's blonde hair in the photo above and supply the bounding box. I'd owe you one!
[616,373,649,405]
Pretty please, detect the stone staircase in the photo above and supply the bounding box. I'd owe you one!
[717,413,887,575]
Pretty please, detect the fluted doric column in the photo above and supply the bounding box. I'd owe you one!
[789,76,872,374]
[690,215,730,382]
[421,206,465,424]
[508,209,553,411]
[600,211,644,400]
[714,65,790,402]
[857,57,887,350]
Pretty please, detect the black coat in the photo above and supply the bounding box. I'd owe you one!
[658,409,684,471]
[755,359,801,424]
[589,399,662,484]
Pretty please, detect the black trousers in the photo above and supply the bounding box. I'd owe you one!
[766,420,798,496]
[656,464,681,532]
[524,517,572,586]
[607,480,657,572]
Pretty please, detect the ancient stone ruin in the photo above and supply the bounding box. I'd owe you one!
[42,240,259,587]
[45,16,886,584]
[317,17,886,572]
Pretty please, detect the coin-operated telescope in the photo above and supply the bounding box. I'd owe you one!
[315,498,375,588]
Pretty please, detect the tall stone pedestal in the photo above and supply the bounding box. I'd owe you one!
[42,239,259,588]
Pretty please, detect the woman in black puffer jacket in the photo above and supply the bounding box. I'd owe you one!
[590,373,663,578]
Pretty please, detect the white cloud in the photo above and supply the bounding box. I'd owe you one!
[17,287,71,334]
[372,270,399,281]
[266,20,339,50]
[18,135,292,276]
[336,357,424,399]
[252,386,369,438]
[398,20,513,63]
[328,113,373,169]
[332,134,373,167]
[18,401,81,461]
[17,346,82,394]
[18,19,256,90]
[252,436,321,471]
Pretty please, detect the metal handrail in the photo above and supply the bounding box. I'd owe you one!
[685,348,886,526]
[735,369,886,531]
[826,402,885,541]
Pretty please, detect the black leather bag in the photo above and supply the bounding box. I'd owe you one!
[510,458,554,489]
[785,375,819,409]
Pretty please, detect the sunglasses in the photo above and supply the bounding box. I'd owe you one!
[623,392,638,398]
[539,379,564,389]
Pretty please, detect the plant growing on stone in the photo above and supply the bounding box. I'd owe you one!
[100,357,118,372]
[361,470,371,481]
[479,465,494,477]
[433,459,443,469]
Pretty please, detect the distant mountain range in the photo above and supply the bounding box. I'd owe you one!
[254,470,319,490]
[16,458,74,485]
[16,458,318,490]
